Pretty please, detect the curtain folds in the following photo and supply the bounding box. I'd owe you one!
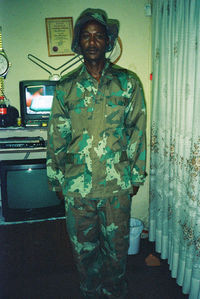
[149,1,200,298]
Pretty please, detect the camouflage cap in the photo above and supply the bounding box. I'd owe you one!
[71,8,119,55]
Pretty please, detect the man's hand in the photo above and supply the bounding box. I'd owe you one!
[130,186,139,197]
[56,190,64,200]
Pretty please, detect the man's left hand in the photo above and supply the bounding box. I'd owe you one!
[130,186,139,197]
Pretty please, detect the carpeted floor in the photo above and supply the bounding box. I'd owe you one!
[0,218,188,299]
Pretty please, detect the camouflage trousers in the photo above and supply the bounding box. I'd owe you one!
[64,194,131,299]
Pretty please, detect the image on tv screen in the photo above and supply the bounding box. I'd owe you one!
[25,85,55,115]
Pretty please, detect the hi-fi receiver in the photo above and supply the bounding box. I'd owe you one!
[0,136,46,149]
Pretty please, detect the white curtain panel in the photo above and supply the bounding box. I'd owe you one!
[149,1,200,298]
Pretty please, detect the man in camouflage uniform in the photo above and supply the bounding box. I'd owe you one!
[47,8,147,299]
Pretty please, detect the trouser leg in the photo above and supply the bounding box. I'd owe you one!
[98,195,131,298]
[64,195,131,299]
[65,197,103,298]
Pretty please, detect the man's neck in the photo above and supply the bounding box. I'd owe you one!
[84,59,106,82]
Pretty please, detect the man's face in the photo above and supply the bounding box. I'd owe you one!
[79,20,108,63]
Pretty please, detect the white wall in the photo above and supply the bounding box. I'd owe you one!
[0,0,152,228]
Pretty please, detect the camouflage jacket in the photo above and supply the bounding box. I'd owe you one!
[47,60,147,198]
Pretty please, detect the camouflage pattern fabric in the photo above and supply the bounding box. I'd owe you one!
[65,194,131,298]
[47,60,147,198]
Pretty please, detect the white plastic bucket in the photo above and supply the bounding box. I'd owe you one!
[128,218,143,255]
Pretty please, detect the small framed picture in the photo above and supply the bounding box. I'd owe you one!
[45,17,74,56]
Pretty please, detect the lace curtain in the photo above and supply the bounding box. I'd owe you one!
[149,1,200,298]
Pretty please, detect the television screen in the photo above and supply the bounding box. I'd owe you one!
[0,159,65,222]
[19,80,57,127]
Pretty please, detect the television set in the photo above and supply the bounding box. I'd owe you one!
[19,80,57,127]
[0,159,65,222]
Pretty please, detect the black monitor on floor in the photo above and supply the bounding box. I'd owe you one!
[0,159,65,222]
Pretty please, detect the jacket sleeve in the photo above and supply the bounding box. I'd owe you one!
[125,76,147,186]
[46,86,72,191]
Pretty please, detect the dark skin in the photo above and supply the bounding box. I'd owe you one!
[79,20,109,82]
[56,20,139,200]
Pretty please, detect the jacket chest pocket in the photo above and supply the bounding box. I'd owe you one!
[67,97,94,130]
[105,100,126,127]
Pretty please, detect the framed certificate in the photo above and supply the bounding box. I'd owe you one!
[45,17,74,57]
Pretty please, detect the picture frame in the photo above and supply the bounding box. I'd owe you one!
[45,17,74,57]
